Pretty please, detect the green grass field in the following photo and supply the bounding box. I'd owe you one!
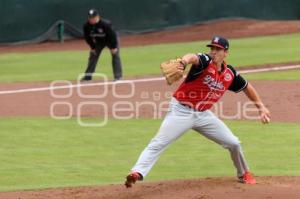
[1,33,300,193]
[244,69,300,80]
[1,33,300,82]
[0,118,299,192]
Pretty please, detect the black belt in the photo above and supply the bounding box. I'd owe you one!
[179,102,203,112]
[179,102,193,109]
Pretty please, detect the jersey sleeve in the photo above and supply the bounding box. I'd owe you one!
[227,65,248,93]
[103,20,118,49]
[196,53,211,69]
[185,53,211,83]
[83,24,96,49]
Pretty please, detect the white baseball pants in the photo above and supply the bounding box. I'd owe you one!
[131,97,249,178]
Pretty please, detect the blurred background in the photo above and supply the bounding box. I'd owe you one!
[1,0,300,44]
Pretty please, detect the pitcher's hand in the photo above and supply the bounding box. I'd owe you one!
[110,48,118,54]
[259,106,271,124]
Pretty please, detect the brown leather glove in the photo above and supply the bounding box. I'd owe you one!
[160,58,186,85]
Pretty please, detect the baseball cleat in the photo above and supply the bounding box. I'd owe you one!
[80,76,92,82]
[114,77,122,81]
[125,172,142,188]
[238,171,256,184]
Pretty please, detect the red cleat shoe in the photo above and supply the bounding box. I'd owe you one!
[125,172,142,188]
[239,171,256,184]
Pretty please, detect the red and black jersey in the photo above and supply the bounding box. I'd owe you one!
[173,53,248,111]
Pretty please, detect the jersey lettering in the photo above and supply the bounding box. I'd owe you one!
[174,61,234,111]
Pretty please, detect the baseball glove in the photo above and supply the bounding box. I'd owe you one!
[160,58,186,85]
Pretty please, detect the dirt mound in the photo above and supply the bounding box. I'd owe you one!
[1,176,299,199]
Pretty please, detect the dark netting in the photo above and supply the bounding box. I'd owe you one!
[0,0,299,45]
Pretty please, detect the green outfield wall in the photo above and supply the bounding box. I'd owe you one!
[0,0,299,44]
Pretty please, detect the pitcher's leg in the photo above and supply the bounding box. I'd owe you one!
[131,102,194,178]
[193,111,249,177]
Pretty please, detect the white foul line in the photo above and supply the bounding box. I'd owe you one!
[0,77,165,95]
[0,64,299,95]
[239,64,300,74]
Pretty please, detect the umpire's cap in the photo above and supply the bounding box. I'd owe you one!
[207,36,229,50]
[88,9,99,18]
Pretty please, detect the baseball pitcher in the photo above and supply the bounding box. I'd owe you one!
[125,36,271,188]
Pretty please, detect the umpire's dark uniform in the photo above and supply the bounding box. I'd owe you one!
[82,9,123,81]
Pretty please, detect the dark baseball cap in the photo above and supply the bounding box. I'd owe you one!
[207,36,229,50]
[88,9,99,18]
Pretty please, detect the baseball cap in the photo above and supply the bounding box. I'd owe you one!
[88,9,99,18]
[207,36,229,50]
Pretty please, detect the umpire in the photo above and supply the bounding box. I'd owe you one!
[81,9,123,81]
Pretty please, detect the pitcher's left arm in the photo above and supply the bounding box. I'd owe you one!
[243,83,271,124]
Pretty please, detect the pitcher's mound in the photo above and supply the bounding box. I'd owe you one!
[1,176,300,199]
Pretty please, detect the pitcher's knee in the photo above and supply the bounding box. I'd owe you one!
[223,140,241,150]
[147,138,168,151]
